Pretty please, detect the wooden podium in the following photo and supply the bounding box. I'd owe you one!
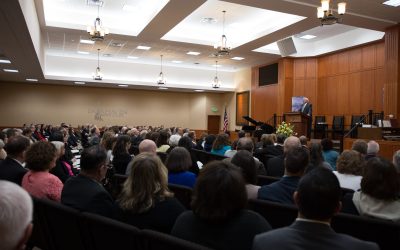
[284,112,310,137]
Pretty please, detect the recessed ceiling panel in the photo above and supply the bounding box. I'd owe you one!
[161,0,306,49]
[43,0,169,36]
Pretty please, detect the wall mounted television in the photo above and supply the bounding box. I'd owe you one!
[259,63,278,86]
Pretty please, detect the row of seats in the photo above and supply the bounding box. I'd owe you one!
[247,199,400,250]
[27,197,211,250]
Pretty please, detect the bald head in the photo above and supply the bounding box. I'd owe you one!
[237,137,254,153]
[139,139,157,155]
[367,140,380,155]
[283,136,301,152]
[303,97,309,103]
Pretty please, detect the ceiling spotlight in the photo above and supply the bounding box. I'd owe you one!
[26,78,38,82]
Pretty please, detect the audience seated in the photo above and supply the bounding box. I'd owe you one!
[166,134,181,153]
[267,136,301,177]
[100,131,117,165]
[0,135,30,185]
[226,137,266,175]
[253,168,379,250]
[231,150,260,199]
[203,134,216,152]
[172,161,271,250]
[61,145,115,217]
[254,134,281,157]
[165,147,196,189]
[112,135,133,175]
[366,140,380,160]
[333,150,363,191]
[0,138,6,160]
[351,139,368,159]
[211,133,231,156]
[22,141,63,202]
[305,142,332,173]
[156,130,170,153]
[126,139,157,175]
[114,153,185,233]
[0,180,33,250]
[89,126,101,146]
[50,141,76,183]
[258,146,309,205]
[341,157,400,222]
[321,138,339,170]
[178,137,200,175]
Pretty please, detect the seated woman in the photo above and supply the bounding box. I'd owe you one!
[231,150,260,200]
[156,130,170,153]
[50,141,76,183]
[333,150,363,191]
[305,143,332,173]
[22,141,63,202]
[321,138,339,170]
[341,157,400,222]
[112,135,133,174]
[165,147,196,189]
[211,133,231,156]
[172,161,271,250]
[114,153,185,233]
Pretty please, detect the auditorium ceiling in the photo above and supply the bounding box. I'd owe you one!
[0,0,398,92]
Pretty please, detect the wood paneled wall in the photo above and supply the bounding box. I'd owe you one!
[251,40,390,127]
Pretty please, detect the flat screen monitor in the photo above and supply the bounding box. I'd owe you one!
[259,63,278,86]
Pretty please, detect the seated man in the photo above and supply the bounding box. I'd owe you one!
[267,136,301,177]
[258,146,309,205]
[0,180,33,250]
[253,168,379,250]
[0,136,30,185]
[61,145,115,217]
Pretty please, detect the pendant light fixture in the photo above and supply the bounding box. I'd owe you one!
[87,4,109,41]
[157,55,166,85]
[212,10,230,57]
[212,61,220,89]
[93,48,103,80]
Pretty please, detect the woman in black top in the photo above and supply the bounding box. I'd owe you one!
[112,135,132,174]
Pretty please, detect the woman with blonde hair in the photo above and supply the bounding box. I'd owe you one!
[115,153,185,233]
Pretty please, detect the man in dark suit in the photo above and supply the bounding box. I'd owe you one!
[300,97,312,137]
[0,136,30,185]
[253,168,379,250]
[61,145,114,217]
[258,146,309,205]
[266,136,301,177]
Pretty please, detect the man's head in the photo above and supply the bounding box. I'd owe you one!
[80,145,107,181]
[0,180,33,250]
[303,97,309,104]
[294,168,341,221]
[351,139,368,156]
[283,136,301,153]
[4,135,30,160]
[237,130,246,138]
[138,139,157,155]
[237,137,254,153]
[299,136,308,146]
[284,146,309,176]
[367,140,380,155]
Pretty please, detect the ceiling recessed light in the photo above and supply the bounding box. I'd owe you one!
[77,51,89,55]
[86,0,103,7]
[0,59,11,64]
[74,81,86,85]
[80,39,95,44]
[3,69,19,73]
[187,51,201,56]
[109,42,125,47]
[194,89,204,92]
[231,57,244,60]
[118,84,128,87]
[136,46,151,50]
[26,78,38,82]
[299,34,317,40]
[212,64,222,67]
[383,0,400,7]
[127,56,139,59]
[171,60,182,63]
[158,87,168,90]
[102,53,112,57]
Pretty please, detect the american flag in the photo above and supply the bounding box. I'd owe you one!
[223,107,228,132]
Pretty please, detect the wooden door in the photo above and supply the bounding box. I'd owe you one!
[207,115,221,135]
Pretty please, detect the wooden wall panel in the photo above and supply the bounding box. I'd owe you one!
[360,70,375,111]
[348,72,361,114]
[349,48,362,72]
[306,59,317,77]
[294,59,306,78]
[376,42,385,68]
[362,45,376,70]
[338,52,349,74]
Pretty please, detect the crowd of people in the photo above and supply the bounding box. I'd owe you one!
[0,122,399,250]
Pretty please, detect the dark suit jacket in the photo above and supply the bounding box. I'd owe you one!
[0,157,27,185]
[253,220,379,250]
[266,155,285,177]
[257,176,300,205]
[61,174,114,217]
[301,102,312,117]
